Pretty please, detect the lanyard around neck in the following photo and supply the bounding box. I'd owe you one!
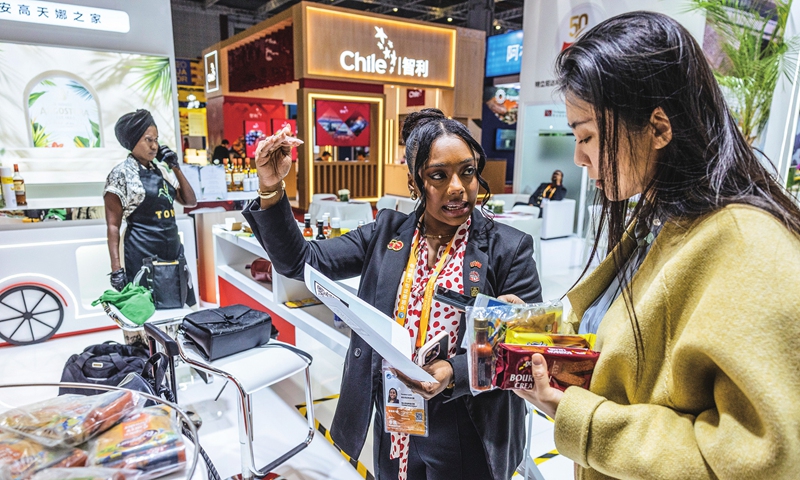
[543,184,556,199]
[395,232,456,349]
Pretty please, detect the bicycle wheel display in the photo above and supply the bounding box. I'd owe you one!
[0,286,64,345]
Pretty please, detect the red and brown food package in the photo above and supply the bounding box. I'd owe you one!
[0,431,87,479]
[494,343,600,391]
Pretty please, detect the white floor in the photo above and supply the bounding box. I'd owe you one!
[0,236,587,480]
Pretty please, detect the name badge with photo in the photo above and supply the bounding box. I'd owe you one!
[382,361,428,437]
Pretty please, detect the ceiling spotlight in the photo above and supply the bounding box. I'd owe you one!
[393,7,398,12]
[495,25,501,30]
[447,17,452,22]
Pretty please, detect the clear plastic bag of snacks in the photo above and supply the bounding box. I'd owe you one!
[30,467,141,480]
[466,301,598,394]
[0,391,141,448]
[87,405,186,480]
[0,431,88,480]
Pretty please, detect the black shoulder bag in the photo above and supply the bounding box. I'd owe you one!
[181,305,278,361]
[59,341,150,396]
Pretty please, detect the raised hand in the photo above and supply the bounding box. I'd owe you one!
[254,124,303,188]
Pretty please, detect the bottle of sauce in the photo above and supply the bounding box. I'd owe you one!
[225,158,233,192]
[13,164,27,206]
[471,316,494,390]
[322,213,331,238]
[234,159,244,191]
[302,214,314,241]
[329,217,342,239]
[315,220,326,241]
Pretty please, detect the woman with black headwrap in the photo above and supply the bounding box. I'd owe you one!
[103,109,197,291]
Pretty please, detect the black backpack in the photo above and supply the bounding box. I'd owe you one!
[59,341,150,396]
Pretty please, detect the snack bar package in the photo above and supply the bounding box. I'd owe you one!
[0,432,87,480]
[504,332,596,349]
[0,391,140,448]
[89,406,186,479]
[31,467,141,480]
[494,343,600,391]
[465,301,565,395]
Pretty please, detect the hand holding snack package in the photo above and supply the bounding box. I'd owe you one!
[0,391,141,448]
[88,405,186,479]
[466,303,599,394]
[0,431,88,480]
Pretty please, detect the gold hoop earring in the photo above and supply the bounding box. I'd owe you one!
[410,191,418,201]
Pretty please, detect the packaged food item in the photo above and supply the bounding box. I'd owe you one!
[0,391,140,448]
[466,302,570,394]
[30,467,141,480]
[89,406,186,479]
[0,432,87,480]
[504,332,596,349]
[494,344,600,391]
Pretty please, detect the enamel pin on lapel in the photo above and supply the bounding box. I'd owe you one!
[469,270,480,283]
[387,239,404,251]
[470,287,480,297]
[469,260,482,269]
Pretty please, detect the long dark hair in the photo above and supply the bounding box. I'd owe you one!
[402,108,492,232]
[557,11,800,374]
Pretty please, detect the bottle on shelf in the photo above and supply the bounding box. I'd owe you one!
[233,158,245,192]
[329,217,342,239]
[12,164,27,207]
[225,158,233,192]
[322,213,331,238]
[315,219,326,241]
[245,158,255,192]
[471,316,494,391]
[302,214,314,241]
[0,166,15,209]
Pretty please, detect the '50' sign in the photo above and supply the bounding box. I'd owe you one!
[569,13,589,38]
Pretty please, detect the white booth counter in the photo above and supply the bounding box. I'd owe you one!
[0,216,199,346]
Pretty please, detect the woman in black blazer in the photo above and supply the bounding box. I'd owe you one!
[243,109,542,480]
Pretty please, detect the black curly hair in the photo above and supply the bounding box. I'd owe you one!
[402,108,492,233]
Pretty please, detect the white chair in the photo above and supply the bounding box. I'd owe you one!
[375,196,398,212]
[540,198,576,239]
[491,193,530,208]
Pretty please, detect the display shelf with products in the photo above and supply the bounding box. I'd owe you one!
[213,227,352,357]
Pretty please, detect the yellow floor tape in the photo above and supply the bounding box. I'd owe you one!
[296,394,375,480]
[296,396,559,478]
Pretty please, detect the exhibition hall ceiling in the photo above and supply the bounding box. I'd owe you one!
[180,0,524,31]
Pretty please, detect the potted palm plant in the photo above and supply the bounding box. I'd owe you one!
[689,0,797,145]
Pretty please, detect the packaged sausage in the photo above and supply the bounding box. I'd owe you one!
[88,406,186,479]
[31,467,141,480]
[0,431,87,480]
[0,391,140,448]
[494,343,600,391]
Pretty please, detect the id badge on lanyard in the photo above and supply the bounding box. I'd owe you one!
[382,360,428,437]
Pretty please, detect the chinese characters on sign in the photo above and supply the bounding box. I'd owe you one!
[0,1,130,33]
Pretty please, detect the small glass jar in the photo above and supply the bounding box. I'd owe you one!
[338,189,350,202]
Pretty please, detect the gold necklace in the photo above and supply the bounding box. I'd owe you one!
[422,232,455,239]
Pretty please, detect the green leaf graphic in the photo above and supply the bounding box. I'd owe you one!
[74,136,91,148]
[28,91,45,107]
[31,121,50,147]
[130,57,172,107]
[67,81,93,101]
[40,79,56,87]
[90,119,101,147]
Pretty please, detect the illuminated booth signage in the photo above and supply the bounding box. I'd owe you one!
[204,50,219,93]
[0,0,130,33]
[305,6,456,88]
[485,30,523,77]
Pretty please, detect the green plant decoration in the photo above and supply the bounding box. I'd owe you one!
[31,121,50,147]
[130,57,172,107]
[90,119,101,147]
[689,0,798,144]
[73,136,91,148]
[39,79,55,87]
[67,80,93,101]
[28,91,45,107]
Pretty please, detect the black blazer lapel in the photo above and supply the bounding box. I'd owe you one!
[372,214,418,316]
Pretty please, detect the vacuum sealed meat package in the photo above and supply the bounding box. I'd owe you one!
[88,405,186,479]
[30,467,141,480]
[0,431,87,480]
[0,391,140,448]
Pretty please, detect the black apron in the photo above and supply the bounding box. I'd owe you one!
[124,163,183,284]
